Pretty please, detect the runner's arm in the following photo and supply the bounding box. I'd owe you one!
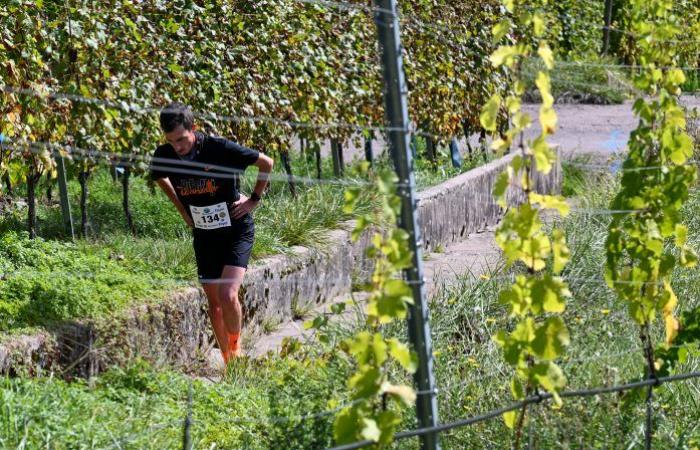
[231,153,273,219]
[251,153,274,199]
[155,177,194,228]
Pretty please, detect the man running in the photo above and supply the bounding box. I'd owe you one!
[150,102,273,363]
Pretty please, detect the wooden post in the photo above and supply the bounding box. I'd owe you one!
[425,134,437,164]
[364,133,374,167]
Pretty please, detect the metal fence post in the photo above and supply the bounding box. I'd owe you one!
[56,156,75,239]
[331,138,344,177]
[373,2,440,449]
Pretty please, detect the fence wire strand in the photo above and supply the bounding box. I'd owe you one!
[328,371,700,450]
[4,3,700,450]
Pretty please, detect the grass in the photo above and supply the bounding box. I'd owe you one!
[0,162,375,332]
[0,355,354,450]
[410,138,495,190]
[522,56,633,105]
[4,169,700,448]
[0,141,494,333]
[420,171,700,448]
[0,231,180,333]
[682,69,700,93]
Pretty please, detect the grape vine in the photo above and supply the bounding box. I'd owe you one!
[481,0,571,443]
[329,168,418,448]
[604,0,697,442]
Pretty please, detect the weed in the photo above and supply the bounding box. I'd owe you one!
[290,295,315,321]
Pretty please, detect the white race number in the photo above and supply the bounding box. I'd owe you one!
[189,202,232,230]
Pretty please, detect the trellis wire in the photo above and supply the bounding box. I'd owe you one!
[5,2,700,449]
[328,371,700,450]
[1,85,403,135]
[1,139,388,188]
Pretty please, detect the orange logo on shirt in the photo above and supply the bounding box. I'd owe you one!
[178,179,220,196]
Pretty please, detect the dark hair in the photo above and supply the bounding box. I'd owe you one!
[159,102,194,132]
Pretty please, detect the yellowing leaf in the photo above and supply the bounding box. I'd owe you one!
[529,193,570,216]
[491,137,511,154]
[360,418,381,442]
[537,44,554,70]
[506,96,521,114]
[348,367,382,399]
[492,20,510,42]
[382,383,416,406]
[531,317,569,361]
[512,112,532,130]
[664,314,679,345]
[388,339,418,373]
[531,361,567,395]
[532,136,556,174]
[667,69,686,86]
[503,410,518,429]
[539,106,557,134]
[675,224,689,246]
[480,94,501,132]
[489,45,520,68]
[536,72,554,108]
[531,275,570,314]
[551,229,570,274]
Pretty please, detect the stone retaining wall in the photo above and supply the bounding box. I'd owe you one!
[418,151,561,251]
[0,151,561,377]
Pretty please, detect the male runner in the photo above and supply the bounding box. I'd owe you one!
[150,102,273,363]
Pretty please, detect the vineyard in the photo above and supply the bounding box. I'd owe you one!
[2,0,700,449]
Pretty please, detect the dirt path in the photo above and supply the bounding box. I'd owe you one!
[305,96,700,163]
[521,96,700,158]
[248,228,501,359]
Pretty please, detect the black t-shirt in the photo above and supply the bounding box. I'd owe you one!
[149,132,260,212]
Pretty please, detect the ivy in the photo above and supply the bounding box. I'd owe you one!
[481,0,571,443]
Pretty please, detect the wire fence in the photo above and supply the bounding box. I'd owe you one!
[4,0,700,449]
[327,371,700,450]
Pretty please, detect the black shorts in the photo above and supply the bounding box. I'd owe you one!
[192,214,255,282]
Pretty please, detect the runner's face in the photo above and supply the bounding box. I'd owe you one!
[165,125,196,157]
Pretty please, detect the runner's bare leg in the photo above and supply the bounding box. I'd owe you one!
[218,265,246,355]
[202,284,230,358]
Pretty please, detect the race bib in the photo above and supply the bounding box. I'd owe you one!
[190,202,232,230]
